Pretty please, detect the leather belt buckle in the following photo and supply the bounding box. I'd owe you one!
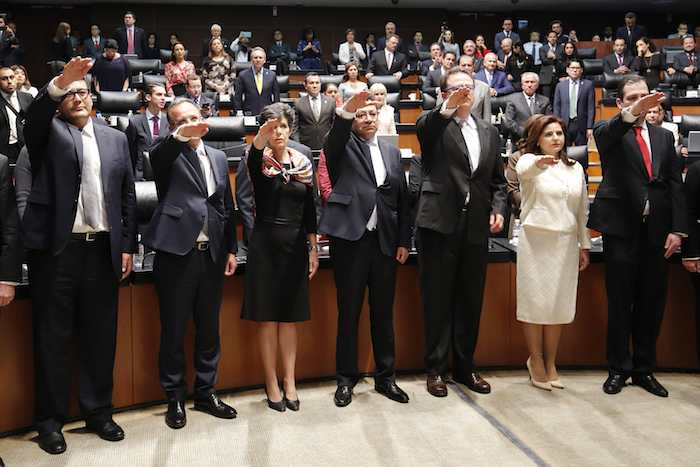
[85,232,97,242]
[196,241,209,251]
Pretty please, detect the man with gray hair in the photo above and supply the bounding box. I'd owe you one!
[503,71,552,139]
[233,47,280,115]
[457,54,490,121]
[202,23,230,58]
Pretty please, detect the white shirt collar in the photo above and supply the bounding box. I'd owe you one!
[366,135,379,146]
[457,115,477,129]
[146,109,161,120]
[78,118,95,138]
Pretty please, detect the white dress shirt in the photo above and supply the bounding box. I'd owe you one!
[385,50,394,70]
[523,41,542,65]
[1,91,20,144]
[195,141,216,241]
[440,101,481,178]
[365,136,387,231]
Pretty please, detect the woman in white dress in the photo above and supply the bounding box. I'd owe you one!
[369,83,397,135]
[515,115,590,391]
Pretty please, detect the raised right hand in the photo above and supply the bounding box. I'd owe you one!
[445,86,471,109]
[253,118,279,148]
[177,121,209,139]
[343,90,371,113]
[56,57,93,89]
[630,92,665,117]
[536,155,558,168]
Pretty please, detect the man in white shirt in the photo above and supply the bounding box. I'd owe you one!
[0,66,32,164]
[523,31,543,68]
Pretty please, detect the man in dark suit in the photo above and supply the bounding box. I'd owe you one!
[616,12,647,53]
[0,66,32,164]
[589,76,687,398]
[269,29,293,75]
[406,31,429,68]
[422,51,456,98]
[682,161,700,365]
[185,74,217,118]
[83,24,106,60]
[0,153,20,308]
[550,20,570,45]
[201,24,230,61]
[493,18,521,54]
[114,11,147,58]
[474,53,514,97]
[554,60,595,146]
[416,68,507,398]
[233,47,279,116]
[671,35,699,86]
[366,35,407,80]
[503,72,552,139]
[23,57,136,455]
[420,42,443,76]
[603,38,634,75]
[319,90,411,407]
[144,98,238,429]
[376,21,403,52]
[125,83,169,180]
[294,73,335,151]
[539,31,562,99]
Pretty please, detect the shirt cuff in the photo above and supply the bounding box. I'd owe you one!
[621,106,639,123]
[673,232,688,238]
[683,257,700,261]
[336,107,356,120]
[47,77,69,101]
[173,125,192,142]
[0,281,19,286]
[440,100,457,118]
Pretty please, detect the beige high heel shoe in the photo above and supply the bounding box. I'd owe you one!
[549,379,565,389]
[527,357,552,391]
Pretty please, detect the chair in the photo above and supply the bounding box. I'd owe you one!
[679,114,700,137]
[577,48,597,60]
[159,49,189,63]
[202,116,248,159]
[602,71,638,98]
[232,62,252,75]
[418,51,431,62]
[142,74,167,90]
[96,91,142,115]
[664,72,690,89]
[582,59,603,79]
[422,93,437,110]
[662,46,684,66]
[134,180,158,231]
[385,93,401,122]
[277,75,289,99]
[367,76,401,94]
[567,145,589,172]
[127,58,161,77]
[319,75,343,88]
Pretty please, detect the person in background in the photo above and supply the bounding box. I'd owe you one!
[184,74,216,118]
[369,82,397,136]
[461,40,483,72]
[241,103,318,412]
[338,28,366,67]
[554,60,595,146]
[169,33,181,49]
[554,41,578,81]
[295,72,336,151]
[682,160,700,367]
[366,34,407,79]
[364,33,377,69]
[504,72,551,140]
[602,26,615,42]
[439,29,460,60]
[616,11,647,53]
[324,82,341,106]
[523,31,543,70]
[115,11,147,58]
[202,37,235,96]
[592,35,602,42]
[406,31,429,67]
[11,64,37,97]
[475,52,514,97]
[0,150,21,308]
[421,42,443,76]
[497,37,513,69]
[603,38,633,75]
[505,42,532,90]
[201,24,230,61]
[669,35,699,87]
[233,47,280,116]
[474,34,491,59]
[338,61,368,102]
[422,50,456,98]
[550,20,570,44]
[83,24,105,60]
[164,42,195,96]
[269,29,293,74]
[48,22,74,64]
[515,115,590,391]
[92,39,129,92]
[143,33,161,60]
[539,31,562,99]
[494,18,521,54]
[230,33,252,63]
[645,104,685,155]
[668,23,688,39]
[568,30,579,44]
[457,54,491,122]
[125,83,169,179]
[296,27,322,70]
[0,66,32,165]
[632,37,663,90]
[377,21,402,51]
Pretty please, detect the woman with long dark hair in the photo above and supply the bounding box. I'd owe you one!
[632,37,663,90]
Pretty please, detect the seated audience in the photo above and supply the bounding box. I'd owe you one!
[202,37,235,95]
[461,39,483,73]
[296,27,322,70]
[185,74,216,118]
[269,29,293,74]
[422,50,456,98]
[671,35,699,86]
[439,29,460,59]
[631,37,663,90]
[568,30,579,44]
[125,83,169,179]
[668,22,688,39]
[366,34,407,79]
[233,47,279,115]
[369,82,397,135]
[474,34,491,59]
[554,41,578,81]
[323,82,342,107]
[523,31,543,68]
[115,11,147,58]
[616,11,646,52]
[230,33,251,63]
[92,39,129,92]
[83,24,105,60]
[420,42,442,76]
[143,33,161,60]
[338,28,366,65]
[168,33,180,49]
[498,37,513,68]
[475,52,514,96]
[553,60,594,145]
[406,31,429,66]
[201,24,230,60]
[504,72,552,139]
[591,34,601,42]
[48,22,73,64]
[457,54,491,121]
[164,42,196,96]
[11,64,37,97]
[338,61,367,101]
[295,73,336,150]
[506,42,533,89]
[602,26,614,42]
[494,18,521,54]
[603,38,633,75]
[645,104,685,155]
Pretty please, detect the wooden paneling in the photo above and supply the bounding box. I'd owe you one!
[399,132,421,155]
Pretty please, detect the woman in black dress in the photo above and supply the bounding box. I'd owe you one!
[506,42,533,91]
[554,41,578,81]
[241,103,319,412]
[632,37,663,90]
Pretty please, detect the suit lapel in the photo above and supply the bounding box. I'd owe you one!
[446,119,471,172]
[648,125,663,179]
[67,123,84,169]
[351,133,377,184]
[474,119,490,176]
[93,121,113,198]
[623,128,650,179]
[377,139,393,185]
[204,144,222,191]
[182,145,208,195]
[140,114,152,144]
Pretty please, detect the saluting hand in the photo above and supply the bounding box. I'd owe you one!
[445,86,471,110]
[56,57,93,89]
[629,92,665,117]
[253,118,279,149]
[536,155,558,168]
[343,90,371,113]
[177,121,209,139]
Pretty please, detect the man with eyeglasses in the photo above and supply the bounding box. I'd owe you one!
[320,91,411,408]
[553,59,595,145]
[0,66,33,164]
[416,67,507,398]
[23,57,136,455]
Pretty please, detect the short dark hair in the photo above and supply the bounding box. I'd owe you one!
[124,10,136,18]
[617,75,647,99]
[304,72,320,83]
[145,83,165,96]
[166,98,196,125]
[259,102,296,133]
[625,11,636,19]
[345,28,356,36]
[439,66,471,92]
[443,50,457,61]
[186,74,201,85]
[550,19,563,29]
[682,34,696,42]
[104,38,118,50]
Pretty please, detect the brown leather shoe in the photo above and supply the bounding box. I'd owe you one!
[427,375,448,397]
[454,372,491,394]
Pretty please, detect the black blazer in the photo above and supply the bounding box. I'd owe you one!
[588,113,687,246]
[615,25,647,51]
[233,67,280,116]
[422,68,444,98]
[603,53,634,74]
[144,136,236,260]
[368,50,407,76]
[415,108,507,242]
[0,91,32,156]
[83,36,106,60]
[682,161,700,259]
[114,26,148,58]
[22,86,137,278]
[124,112,170,179]
[673,51,700,75]
[538,43,562,84]
[0,154,21,282]
[319,116,410,257]
[294,94,336,150]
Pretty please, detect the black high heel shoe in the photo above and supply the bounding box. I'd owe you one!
[265,388,286,412]
[282,389,300,411]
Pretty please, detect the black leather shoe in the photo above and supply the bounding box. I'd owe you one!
[334,385,353,407]
[86,419,125,442]
[375,381,409,403]
[603,372,628,394]
[265,389,286,412]
[454,372,491,394]
[194,393,237,419]
[282,390,300,411]
[165,400,187,429]
[632,374,668,398]
[38,431,67,455]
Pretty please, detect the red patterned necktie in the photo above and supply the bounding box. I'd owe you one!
[634,127,653,180]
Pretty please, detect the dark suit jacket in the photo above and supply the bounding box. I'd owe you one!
[589,114,687,246]
[682,161,700,259]
[673,51,700,76]
[144,136,237,260]
[377,36,404,52]
[0,90,32,156]
[615,25,647,51]
[0,154,21,282]
[422,68,444,98]
[186,92,218,115]
[406,42,429,63]
[319,116,410,256]
[294,94,335,150]
[269,42,293,63]
[553,79,595,129]
[368,50,407,76]
[539,43,562,84]
[114,26,148,58]
[474,69,514,96]
[603,53,634,74]
[233,67,280,116]
[22,85,137,278]
[503,92,552,138]
[83,36,107,60]
[415,108,507,242]
[494,31,521,53]
[124,111,170,179]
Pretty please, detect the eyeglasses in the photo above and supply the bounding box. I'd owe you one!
[62,89,90,101]
[444,84,475,92]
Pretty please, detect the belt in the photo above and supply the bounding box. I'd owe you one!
[195,241,209,251]
[71,232,109,242]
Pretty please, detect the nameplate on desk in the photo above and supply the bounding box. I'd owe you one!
[244,116,258,126]
[337,64,346,71]
[686,90,699,98]
[219,94,231,102]
[108,115,118,126]
[270,64,277,71]
[400,148,413,159]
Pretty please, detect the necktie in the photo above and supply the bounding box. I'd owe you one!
[617,54,623,66]
[127,28,135,54]
[569,81,577,120]
[95,38,99,49]
[311,96,320,121]
[634,127,653,179]
[386,52,393,70]
[151,116,160,138]
[528,96,534,113]
[689,53,696,67]
[349,44,355,63]
[80,129,103,230]
[255,72,263,94]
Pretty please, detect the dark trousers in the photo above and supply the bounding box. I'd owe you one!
[330,232,398,386]
[28,237,119,435]
[418,213,489,378]
[5,143,20,165]
[154,248,226,401]
[603,226,668,375]
[690,273,700,367]
[566,117,587,146]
